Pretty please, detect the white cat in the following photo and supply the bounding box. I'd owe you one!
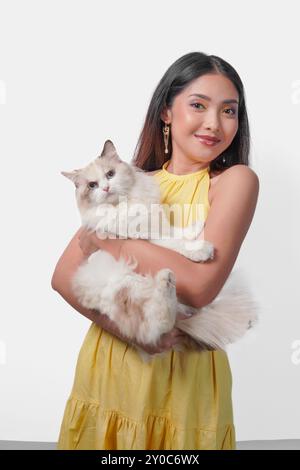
[62,139,258,360]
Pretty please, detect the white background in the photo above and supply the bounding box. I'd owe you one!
[0,0,299,443]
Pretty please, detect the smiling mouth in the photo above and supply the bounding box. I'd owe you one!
[194,135,221,146]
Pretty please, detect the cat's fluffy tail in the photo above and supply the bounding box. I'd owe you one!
[175,269,259,351]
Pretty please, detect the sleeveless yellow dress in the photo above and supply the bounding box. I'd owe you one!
[57,160,236,450]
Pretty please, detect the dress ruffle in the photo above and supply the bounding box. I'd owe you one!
[57,395,235,450]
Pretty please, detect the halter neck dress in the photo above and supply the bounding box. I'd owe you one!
[57,159,236,450]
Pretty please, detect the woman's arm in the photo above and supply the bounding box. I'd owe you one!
[188,164,259,307]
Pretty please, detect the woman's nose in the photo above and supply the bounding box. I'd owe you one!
[203,111,220,132]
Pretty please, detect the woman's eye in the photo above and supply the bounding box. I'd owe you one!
[88,181,98,189]
[224,108,236,116]
[191,103,237,116]
[191,103,205,110]
[106,170,115,179]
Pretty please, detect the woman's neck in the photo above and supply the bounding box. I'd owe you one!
[166,159,210,175]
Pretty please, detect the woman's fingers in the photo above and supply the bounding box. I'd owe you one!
[78,229,101,256]
[136,327,184,355]
[176,311,193,321]
[157,328,184,350]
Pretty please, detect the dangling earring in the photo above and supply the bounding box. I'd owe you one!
[163,122,170,154]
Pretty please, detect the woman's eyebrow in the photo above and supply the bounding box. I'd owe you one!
[188,93,239,105]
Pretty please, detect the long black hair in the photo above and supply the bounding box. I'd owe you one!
[132,52,250,173]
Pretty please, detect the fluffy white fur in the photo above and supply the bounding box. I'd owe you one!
[62,139,259,360]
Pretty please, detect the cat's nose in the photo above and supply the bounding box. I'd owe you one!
[102,186,109,192]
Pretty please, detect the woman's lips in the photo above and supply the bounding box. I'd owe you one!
[194,135,220,146]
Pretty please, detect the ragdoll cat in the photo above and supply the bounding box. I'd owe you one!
[62,139,258,359]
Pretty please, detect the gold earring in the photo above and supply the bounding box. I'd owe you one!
[163,122,170,154]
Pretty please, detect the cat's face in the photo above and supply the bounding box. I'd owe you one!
[62,140,136,210]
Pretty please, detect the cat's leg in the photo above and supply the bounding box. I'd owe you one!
[182,238,214,261]
[147,207,213,261]
[181,220,205,240]
[150,237,214,262]
[101,268,178,345]
[135,269,178,345]
[109,267,178,345]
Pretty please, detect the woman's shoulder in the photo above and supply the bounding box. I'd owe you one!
[211,162,257,175]
[209,164,259,206]
[212,164,259,185]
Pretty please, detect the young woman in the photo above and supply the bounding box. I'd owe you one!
[52,52,259,450]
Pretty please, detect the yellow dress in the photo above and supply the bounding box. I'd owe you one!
[57,160,236,450]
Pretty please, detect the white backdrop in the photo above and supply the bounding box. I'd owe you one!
[0,0,299,443]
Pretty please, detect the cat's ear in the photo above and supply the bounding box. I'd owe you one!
[99,139,121,161]
[61,169,82,187]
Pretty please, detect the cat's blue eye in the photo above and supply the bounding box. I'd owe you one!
[88,181,98,189]
[106,170,115,179]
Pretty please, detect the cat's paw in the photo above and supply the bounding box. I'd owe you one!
[182,220,204,240]
[182,239,214,262]
[156,269,176,288]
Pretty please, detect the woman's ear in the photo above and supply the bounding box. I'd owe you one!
[160,107,171,124]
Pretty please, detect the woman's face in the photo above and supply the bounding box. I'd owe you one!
[163,73,239,165]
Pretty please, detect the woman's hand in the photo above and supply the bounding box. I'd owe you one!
[78,228,125,259]
[78,229,103,257]
[135,314,189,355]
